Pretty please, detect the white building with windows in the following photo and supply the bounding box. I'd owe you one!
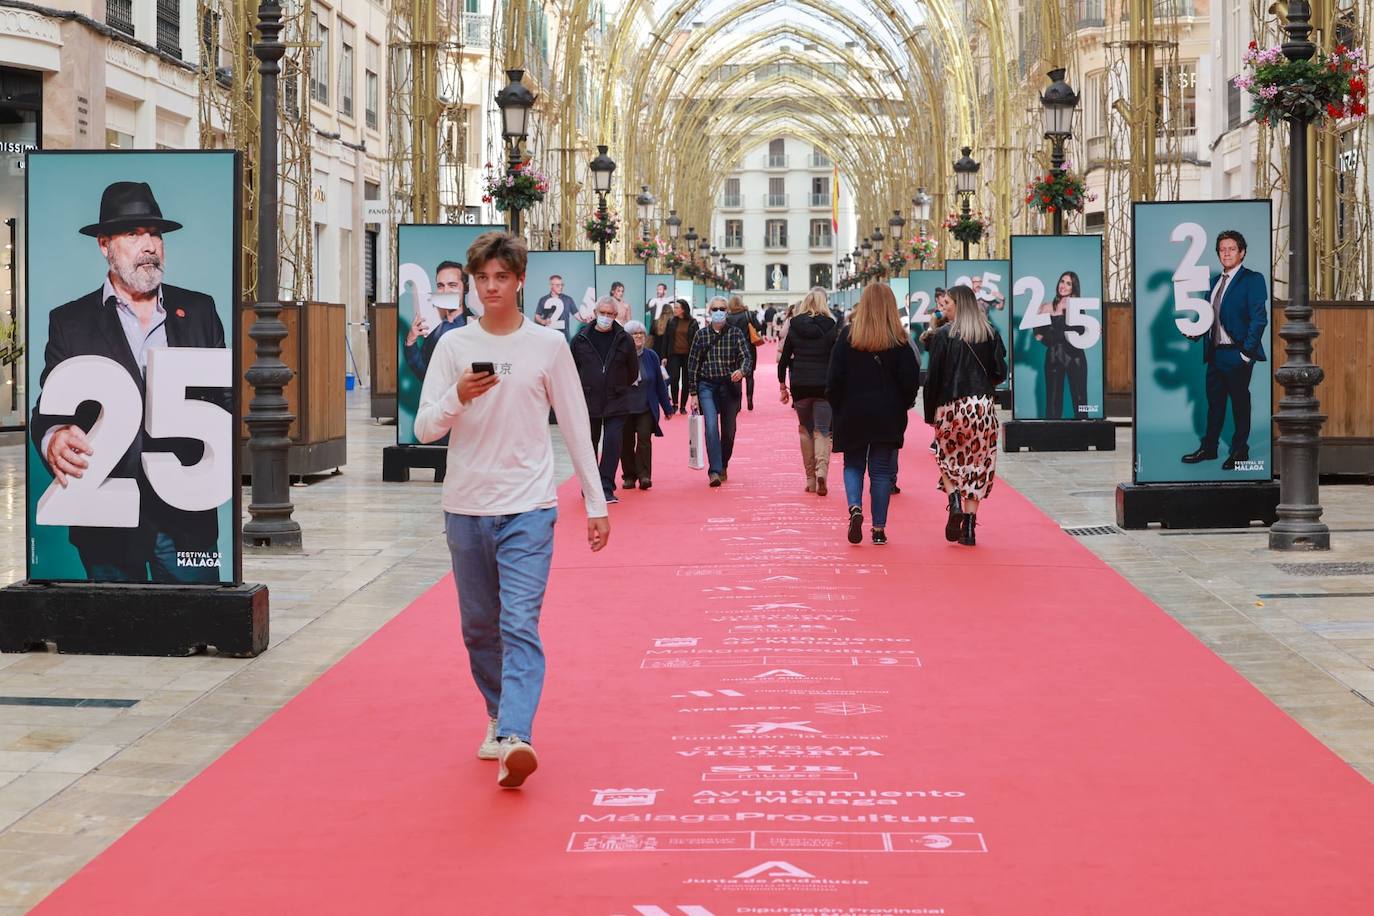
[712,136,857,311]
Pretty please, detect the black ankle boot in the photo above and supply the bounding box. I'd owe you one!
[958,513,977,546]
[945,493,964,543]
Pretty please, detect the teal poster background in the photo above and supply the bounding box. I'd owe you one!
[1133,200,1273,483]
[396,223,503,445]
[594,264,646,324]
[25,150,238,584]
[646,273,675,324]
[1009,235,1105,420]
[691,279,706,320]
[526,250,596,340]
[947,259,1011,391]
[887,275,910,324]
[906,269,944,372]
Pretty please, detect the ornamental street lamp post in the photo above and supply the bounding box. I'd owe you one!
[912,188,933,267]
[636,185,655,268]
[1270,1,1330,551]
[953,146,980,258]
[494,69,535,237]
[685,226,698,260]
[1041,67,1079,236]
[589,144,615,265]
[888,210,905,276]
[243,0,301,549]
[870,227,884,277]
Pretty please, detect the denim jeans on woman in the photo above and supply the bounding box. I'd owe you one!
[445,507,557,743]
[843,445,898,527]
[697,378,741,475]
[793,397,832,435]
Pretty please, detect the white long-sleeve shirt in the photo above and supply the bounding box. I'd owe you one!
[414,317,608,519]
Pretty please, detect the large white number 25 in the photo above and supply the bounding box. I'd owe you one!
[36,348,231,528]
[1016,277,1102,348]
[1171,221,1213,336]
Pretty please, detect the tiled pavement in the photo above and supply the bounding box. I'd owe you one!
[0,397,1369,910]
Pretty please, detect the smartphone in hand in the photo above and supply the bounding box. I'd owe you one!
[471,361,496,376]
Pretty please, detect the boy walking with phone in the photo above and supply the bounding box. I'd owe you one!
[415,231,610,789]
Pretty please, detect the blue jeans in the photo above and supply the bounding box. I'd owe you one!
[843,446,899,527]
[793,397,832,435]
[698,379,741,475]
[445,507,557,744]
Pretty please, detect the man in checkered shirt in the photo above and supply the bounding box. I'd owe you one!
[686,296,754,487]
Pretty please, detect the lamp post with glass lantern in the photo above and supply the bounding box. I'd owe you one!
[888,210,906,276]
[494,69,535,237]
[870,227,884,277]
[636,185,655,269]
[912,188,932,266]
[1040,67,1079,236]
[243,0,301,549]
[953,146,980,258]
[589,144,615,265]
[665,209,681,270]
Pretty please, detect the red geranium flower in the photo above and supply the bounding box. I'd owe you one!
[1353,99,1368,117]
[1328,102,1345,118]
[1350,78,1366,96]
[1041,195,1051,203]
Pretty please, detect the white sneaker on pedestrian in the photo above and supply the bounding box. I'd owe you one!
[498,738,539,788]
[477,718,500,760]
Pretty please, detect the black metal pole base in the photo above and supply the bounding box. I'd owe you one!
[382,445,447,483]
[1268,518,1331,551]
[1115,481,1279,530]
[0,581,269,657]
[994,389,1012,410]
[1003,419,1116,452]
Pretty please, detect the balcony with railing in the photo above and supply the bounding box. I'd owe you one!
[764,233,789,251]
[720,193,743,209]
[809,192,831,208]
[156,0,182,58]
[1121,0,1198,19]
[1227,81,1243,130]
[1085,134,1109,169]
[809,153,832,168]
[106,0,135,37]
[1076,0,1105,28]
[764,193,789,209]
[763,154,790,169]
[723,235,744,250]
[808,232,833,250]
[461,12,492,48]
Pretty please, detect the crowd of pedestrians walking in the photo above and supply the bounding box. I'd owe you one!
[415,231,1006,791]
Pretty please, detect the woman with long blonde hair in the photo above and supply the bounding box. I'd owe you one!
[778,287,839,493]
[826,283,919,545]
[922,284,1007,546]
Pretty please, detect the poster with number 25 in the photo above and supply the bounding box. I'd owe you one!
[1132,200,1273,484]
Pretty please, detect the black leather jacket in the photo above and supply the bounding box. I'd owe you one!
[570,322,640,418]
[777,313,838,389]
[922,325,1008,424]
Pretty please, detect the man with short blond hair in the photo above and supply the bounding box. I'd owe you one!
[415,230,609,789]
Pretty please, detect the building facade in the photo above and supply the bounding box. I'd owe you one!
[712,136,857,311]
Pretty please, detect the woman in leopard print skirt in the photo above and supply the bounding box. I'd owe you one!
[922,285,1008,546]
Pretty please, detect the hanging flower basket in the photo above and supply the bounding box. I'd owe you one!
[1025,165,1095,215]
[1234,41,1368,125]
[885,250,909,275]
[908,234,937,262]
[481,160,550,212]
[633,236,667,262]
[943,210,990,246]
[662,248,685,272]
[583,210,621,244]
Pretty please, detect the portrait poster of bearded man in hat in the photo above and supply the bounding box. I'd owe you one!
[25,151,240,585]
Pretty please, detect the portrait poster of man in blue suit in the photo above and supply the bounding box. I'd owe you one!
[1132,200,1272,484]
[1181,230,1267,471]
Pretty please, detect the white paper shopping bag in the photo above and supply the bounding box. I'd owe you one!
[687,413,706,469]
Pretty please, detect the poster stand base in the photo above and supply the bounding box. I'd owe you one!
[1004,420,1116,452]
[1115,481,1279,530]
[382,445,446,483]
[995,389,1012,410]
[0,581,269,657]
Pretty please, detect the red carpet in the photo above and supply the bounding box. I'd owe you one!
[36,346,1374,915]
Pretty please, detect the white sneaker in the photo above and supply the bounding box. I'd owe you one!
[497,738,538,788]
[477,718,499,760]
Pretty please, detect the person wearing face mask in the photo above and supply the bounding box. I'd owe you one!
[404,260,468,382]
[687,297,754,487]
[571,296,641,503]
[619,320,676,491]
